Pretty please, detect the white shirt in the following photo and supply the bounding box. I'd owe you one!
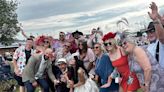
[82,48,96,74]
[147,40,164,69]
[35,55,48,79]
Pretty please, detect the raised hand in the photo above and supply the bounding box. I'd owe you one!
[148,2,159,20]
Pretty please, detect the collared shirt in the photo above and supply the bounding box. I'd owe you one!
[83,48,96,74]
[95,53,103,69]
[13,46,33,74]
[35,55,48,79]
[53,40,66,51]
[56,50,72,64]
[83,48,95,65]
[147,40,164,69]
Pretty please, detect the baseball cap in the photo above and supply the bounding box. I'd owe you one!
[57,58,67,65]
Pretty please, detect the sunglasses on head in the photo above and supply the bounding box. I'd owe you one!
[103,42,112,46]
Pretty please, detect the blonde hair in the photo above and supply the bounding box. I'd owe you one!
[111,38,117,46]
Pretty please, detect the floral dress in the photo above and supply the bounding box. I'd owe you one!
[128,48,164,92]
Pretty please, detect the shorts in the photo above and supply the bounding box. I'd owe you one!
[14,73,24,86]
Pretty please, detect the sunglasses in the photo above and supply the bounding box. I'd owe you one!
[60,34,65,37]
[44,41,49,44]
[103,42,112,46]
[78,43,82,46]
[94,46,99,49]
[64,45,70,48]
[121,41,127,46]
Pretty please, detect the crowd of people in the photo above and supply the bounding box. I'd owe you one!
[0,2,164,92]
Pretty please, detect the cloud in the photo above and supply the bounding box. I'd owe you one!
[16,0,164,40]
[20,1,145,29]
[17,0,127,21]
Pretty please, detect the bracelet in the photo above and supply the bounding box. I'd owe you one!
[143,83,149,87]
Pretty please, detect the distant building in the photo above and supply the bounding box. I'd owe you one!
[0,40,25,55]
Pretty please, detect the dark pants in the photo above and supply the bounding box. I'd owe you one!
[48,65,62,92]
[47,77,56,92]
[24,79,49,92]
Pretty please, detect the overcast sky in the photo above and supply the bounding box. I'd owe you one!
[15,0,164,39]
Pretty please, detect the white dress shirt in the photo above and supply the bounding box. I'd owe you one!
[147,40,164,69]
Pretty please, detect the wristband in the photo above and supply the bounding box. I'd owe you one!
[143,83,149,87]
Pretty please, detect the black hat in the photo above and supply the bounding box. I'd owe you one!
[72,30,83,37]
[145,22,155,33]
[135,32,142,37]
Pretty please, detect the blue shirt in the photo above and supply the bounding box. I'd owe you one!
[95,53,119,92]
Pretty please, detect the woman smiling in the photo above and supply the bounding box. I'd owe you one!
[101,32,140,92]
